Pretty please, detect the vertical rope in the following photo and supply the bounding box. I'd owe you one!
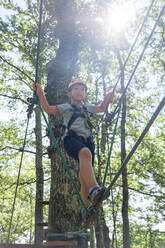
[7,119,30,244]
[102,105,121,186]
[35,0,43,84]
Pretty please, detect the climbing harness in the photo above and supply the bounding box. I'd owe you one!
[66,104,94,133]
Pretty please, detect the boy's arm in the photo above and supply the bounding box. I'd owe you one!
[96,91,114,113]
[33,84,59,114]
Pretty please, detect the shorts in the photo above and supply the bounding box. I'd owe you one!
[64,134,95,165]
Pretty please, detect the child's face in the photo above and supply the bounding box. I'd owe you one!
[69,83,86,102]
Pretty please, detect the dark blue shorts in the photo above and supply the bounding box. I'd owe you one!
[64,134,95,165]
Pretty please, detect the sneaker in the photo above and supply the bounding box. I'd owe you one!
[88,185,109,206]
[81,206,96,227]
[81,206,93,223]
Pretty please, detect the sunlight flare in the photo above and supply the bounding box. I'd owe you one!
[101,2,136,35]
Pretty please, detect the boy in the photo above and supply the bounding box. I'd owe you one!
[33,78,114,220]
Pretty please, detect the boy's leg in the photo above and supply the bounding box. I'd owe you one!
[64,136,108,205]
[79,174,91,207]
[78,147,98,200]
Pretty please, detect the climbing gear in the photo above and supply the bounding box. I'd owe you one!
[81,207,89,223]
[68,78,87,91]
[81,206,96,227]
[66,104,95,135]
[88,185,109,206]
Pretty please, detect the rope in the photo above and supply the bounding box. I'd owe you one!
[35,0,43,84]
[28,0,44,118]
[102,105,121,186]
[7,119,30,244]
[107,95,165,192]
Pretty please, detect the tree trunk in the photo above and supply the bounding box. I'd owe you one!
[44,1,88,247]
[34,106,43,244]
[117,51,130,248]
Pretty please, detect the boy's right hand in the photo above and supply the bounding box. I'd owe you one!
[33,83,41,93]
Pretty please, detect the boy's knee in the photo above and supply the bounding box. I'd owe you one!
[78,147,92,160]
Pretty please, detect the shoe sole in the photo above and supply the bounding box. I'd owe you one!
[92,188,110,206]
[81,189,110,228]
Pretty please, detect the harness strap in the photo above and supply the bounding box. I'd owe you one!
[67,104,94,132]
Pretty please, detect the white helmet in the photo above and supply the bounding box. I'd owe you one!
[68,78,87,91]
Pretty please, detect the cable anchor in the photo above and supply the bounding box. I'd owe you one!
[26,94,39,119]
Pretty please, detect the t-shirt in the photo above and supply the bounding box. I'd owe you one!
[57,103,96,138]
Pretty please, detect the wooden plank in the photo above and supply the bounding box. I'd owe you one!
[44,240,77,247]
[0,241,78,248]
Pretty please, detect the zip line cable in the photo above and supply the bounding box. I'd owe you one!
[103,1,165,207]
[100,0,163,190]
[7,0,44,243]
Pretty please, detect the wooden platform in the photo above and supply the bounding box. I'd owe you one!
[0,240,77,248]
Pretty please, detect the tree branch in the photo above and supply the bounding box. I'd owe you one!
[0,55,34,83]
[0,93,28,105]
